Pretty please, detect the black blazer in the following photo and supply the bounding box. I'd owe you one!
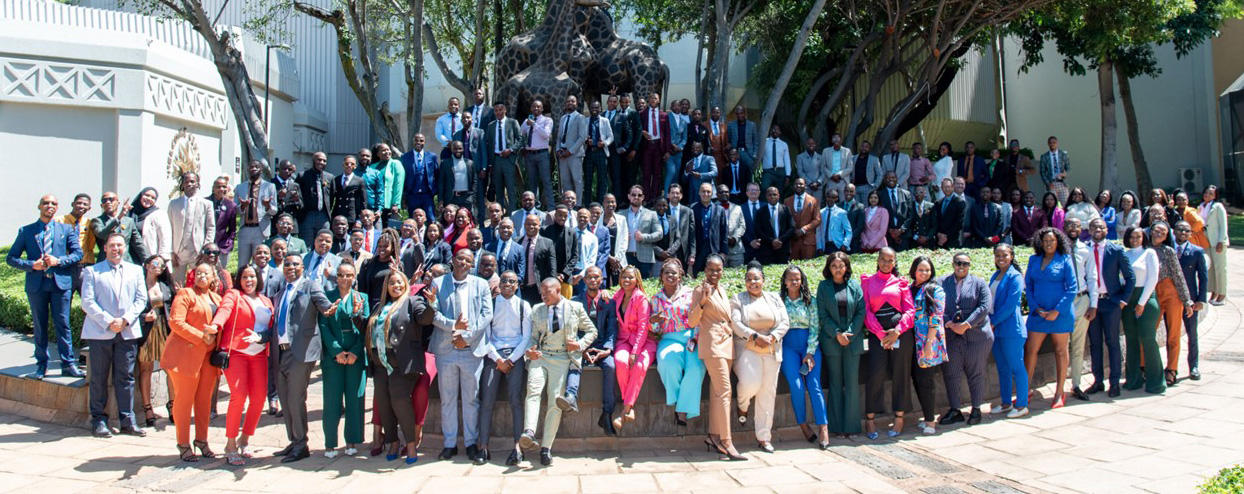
[541,225,580,280]
[522,235,557,285]
[436,156,477,205]
[755,202,795,260]
[969,202,1004,247]
[371,295,437,376]
[845,202,865,251]
[573,293,617,351]
[877,186,915,234]
[609,109,637,154]
[720,161,753,204]
[932,195,967,246]
[331,173,367,222]
[297,168,335,218]
[655,205,695,264]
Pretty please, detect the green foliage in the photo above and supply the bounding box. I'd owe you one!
[1200,465,1244,494]
[0,246,85,347]
[1227,214,1244,247]
[614,0,718,48]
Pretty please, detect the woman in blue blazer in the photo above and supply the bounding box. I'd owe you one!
[990,244,1028,418]
[1023,227,1078,409]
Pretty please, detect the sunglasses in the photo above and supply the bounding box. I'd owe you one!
[954,260,971,267]
[500,279,519,285]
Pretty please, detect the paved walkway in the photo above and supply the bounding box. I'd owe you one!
[2,251,1243,493]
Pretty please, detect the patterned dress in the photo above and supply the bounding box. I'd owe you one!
[912,282,948,368]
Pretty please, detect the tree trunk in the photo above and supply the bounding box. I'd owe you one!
[1098,60,1119,196]
[693,0,710,112]
[424,23,473,96]
[707,0,731,109]
[404,0,426,146]
[1117,71,1153,196]
[756,0,827,166]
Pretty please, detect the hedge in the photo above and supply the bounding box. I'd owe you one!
[1201,465,1244,493]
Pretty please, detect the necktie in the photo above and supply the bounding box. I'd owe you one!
[732,164,739,193]
[966,158,975,183]
[250,182,260,223]
[649,110,658,139]
[1070,244,1080,285]
[1095,243,1104,291]
[561,115,570,146]
[364,230,373,252]
[942,198,950,215]
[892,153,898,172]
[591,119,598,145]
[771,205,779,237]
[496,121,503,154]
[770,139,777,170]
[526,121,534,148]
[310,254,322,279]
[551,305,560,333]
[796,196,802,212]
[450,114,456,141]
[277,283,293,337]
[661,216,668,234]
[41,222,53,257]
[526,239,536,285]
[500,240,509,263]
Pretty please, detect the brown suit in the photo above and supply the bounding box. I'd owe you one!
[690,283,734,439]
[706,119,729,172]
[784,193,822,260]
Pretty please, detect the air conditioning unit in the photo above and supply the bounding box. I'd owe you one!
[1180,168,1203,194]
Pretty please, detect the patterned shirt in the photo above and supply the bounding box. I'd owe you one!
[783,296,820,355]
[911,282,948,367]
[652,286,694,336]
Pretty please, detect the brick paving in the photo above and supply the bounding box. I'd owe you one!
[2,251,1243,493]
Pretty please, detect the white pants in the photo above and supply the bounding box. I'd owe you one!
[734,349,780,442]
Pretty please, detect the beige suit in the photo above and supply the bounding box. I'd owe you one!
[167,195,217,280]
[730,291,790,442]
[524,299,596,448]
[690,283,734,439]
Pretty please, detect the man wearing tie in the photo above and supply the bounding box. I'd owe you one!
[656,185,695,273]
[235,160,278,269]
[8,196,85,379]
[451,112,487,214]
[1173,220,1209,380]
[638,93,671,205]
[168,172,218,281]
[663,100,689,196]
[706,106,729,169]
[401,135,438,221]
[683,142,718,204]
[932,179,967,249]
[690,183,723,277]
[784,178,821,260]
[740,183,763,264]
[297,153,335,241]
[520,214,558,304]
[523,99,556,210]
[430,249,493,463]
[272,160,304,236]
[880,140,912,191]
[82,233,149,438]
[269,254,334,463]
[466,88,495,133]
[877,172,915,250]
[754,187,795,264]
[720,148,752,206]
[331,155,367,224]
[1084,218,1136,398]
[304,230,342,291]
[489,218,526,276]
[434,97,463,149]
[1010,191,1045,246]
[582,101,615,203]
[486,103,523,212]
[758,125,791,194]
[605,95,638,204]
[726,105,757,171]
[541,206,582,296]
[1039,136,1071,206]
[555,96,589,202]
[716,185,746,267]
[816,189,852,254]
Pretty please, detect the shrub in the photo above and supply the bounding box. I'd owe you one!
[1201,465,1244,494]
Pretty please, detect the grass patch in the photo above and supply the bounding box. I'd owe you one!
[1201,465,1244,493]
[1229,214,1244,247]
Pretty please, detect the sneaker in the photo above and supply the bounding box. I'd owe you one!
[1006,407,1030,419]
[324,449,340,459]
[990,405,1012,415]
[343,447,358,456]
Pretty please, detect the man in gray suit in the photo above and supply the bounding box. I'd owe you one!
[621,185,662,277]
[683,142,717,202]
[82,233,148,438]
[879,139,912,191]
[555,96,589,202]
[485,102,524,212]
[168,172,217,280]
[657,184,695,272]
[726,105,758,170]
[796,138,827,202]
[1039,135,1071,206]
[270,254,333,463]
[303,229,342,292]
[939,253,994,427]
[432,249,493,463]
[235,159,279,268]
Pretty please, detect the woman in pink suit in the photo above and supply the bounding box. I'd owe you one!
[860,190,889,253]
[612,265,655,430]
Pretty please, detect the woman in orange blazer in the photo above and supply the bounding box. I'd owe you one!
[690,255,746,461]
[161,262,223,462]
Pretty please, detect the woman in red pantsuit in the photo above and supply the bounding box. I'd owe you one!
[210,264,274,466]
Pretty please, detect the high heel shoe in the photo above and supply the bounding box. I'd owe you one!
[674,411,687,427]
[1051,395,1065,409]
[865,418,879,440]
[166,401,174,426]
[144,405,157,427]
[799,424,816,443]
[193,440,216,459]
[177,444,199,462]
[721,443,748,462]
[704,438,727,455]
[1165,369,1178,387]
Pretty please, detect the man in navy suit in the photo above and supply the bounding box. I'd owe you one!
[739,182,762,265]
[754,186,795,265]
[401,133,438,221]
[6,195,85,379]
[956,141,989,198]
[720,148,752,206]
[488,217,526,278]
[563,266,618,435]
[1174,221,1209,380]
[1084,218,1136,397]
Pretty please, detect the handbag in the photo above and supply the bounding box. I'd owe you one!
[209,293,241,369]
[874,303,903,330]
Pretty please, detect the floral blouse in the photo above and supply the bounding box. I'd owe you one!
[652,286,695,337]
[783,296,820,355]
[911,282,948,367]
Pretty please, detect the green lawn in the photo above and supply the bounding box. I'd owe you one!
[1229,214,1244,247]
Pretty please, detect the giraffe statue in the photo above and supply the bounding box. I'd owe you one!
[577,5,669,104]
[494,0,597,120]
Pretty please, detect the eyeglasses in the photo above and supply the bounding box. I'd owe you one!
[500,279,519,285]
[954,260,971,267]
[101,197,118,203]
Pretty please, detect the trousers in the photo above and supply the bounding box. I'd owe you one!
[565,353,617,415]
[371,358,419,445]
[479,349,527,444]
[299,210,329,242]
[277,354,315,451]
[656,330,705,418]
[735,349,780,442]
[1185,309,1201,371]
[942,330,993,409]
[525,151,554,209]
[663,152,683,196]
[584,149,609,203]
[168,357,219,445]
[224,354,267,439]
[780,329,826,425]
[865,330,914,414]
[29,287,74,368]
[559,155,584,201]
[1069,294,1091,388]
[1122,288,1165,394]
[615,338,656,407]
[911,361,940,423]
[321,357,366,448]
[235,226,267,269]
[1208,246,1227,294]
[1089,297,1124,387]
[87,334,137,428]
[823,344,862,434]
[525,353,570,448]
[1156,279,1185,372]
[702,357,733,440]
[492,155,522,213]
[640,143,664,202]
[992,336,1029,408]
[435,350,484,448]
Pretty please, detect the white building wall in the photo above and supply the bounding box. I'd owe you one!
[1002,37,1221,194]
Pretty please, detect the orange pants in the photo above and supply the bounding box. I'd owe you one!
[168,358,220,445]
[1156,279,1184,372]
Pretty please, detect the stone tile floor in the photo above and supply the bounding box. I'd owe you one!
[3,251,1244,493]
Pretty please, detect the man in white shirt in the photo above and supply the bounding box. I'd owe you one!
[758,125,791,194]
[821,133,853,199]
[622,185,662,277]
[477,270,532,466]
[572,208,598,294]
[435,97,463,148]
[1064,218,1099,401]
[82,233,149,438]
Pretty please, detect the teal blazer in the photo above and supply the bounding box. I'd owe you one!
[319,288,369,366]
[816,278,865,356]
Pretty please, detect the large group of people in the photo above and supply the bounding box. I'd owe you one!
[5,90,1232,469]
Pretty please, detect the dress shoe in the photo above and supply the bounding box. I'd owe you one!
[1190,368,1202,381]
[1107,386,1121,398]
[505,449,523,466]
[539,448,553,466]
[519,430,537,450]
[938,409,965,425]
[966,408,982,425]
[1083,382,1105,395]
[465,445,480,463]
[119,426,147,437]
[438,447,458,461]
[273,444,294,457]
[62,365,85,378]
[1072,387,1090,401]
[92,422,113,438]
[280,449,310,463]
[26,366,46,380]
[473,448,490,465]
[556,394,579,413]
[598,413,617,436]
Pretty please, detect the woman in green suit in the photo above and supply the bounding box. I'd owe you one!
[816,251,865,444]
[320,263,369,457]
